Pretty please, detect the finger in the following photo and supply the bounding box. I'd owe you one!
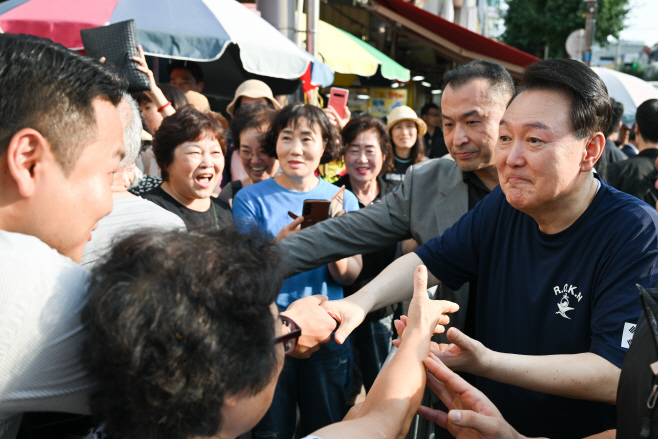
[333,315,358,345]
[434,324,446,334]
[414,265,428,299]
[137,44,145,59]
[289,215,304,228]
[394,318,406,339]
[400,314,408,326]
[437,300,460,315]
[392,338,401,348]
[447,410,503,436]
[427,353,474,396]
[99,56,106,63]
[446,327,471,351]
[426,370,457,410]
[438,314,450,325]
[417,405,448,427]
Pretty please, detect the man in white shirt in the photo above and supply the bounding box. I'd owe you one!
[0,34,125,438]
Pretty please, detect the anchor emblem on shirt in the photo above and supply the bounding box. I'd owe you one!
[556,293,574,319]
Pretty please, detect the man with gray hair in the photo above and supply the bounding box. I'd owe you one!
[81,93,185,268]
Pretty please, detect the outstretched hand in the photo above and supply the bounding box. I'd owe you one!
[431,328,492,376]
[282,295,337,359]
[404,266,459,336]
[419,354,524,439]
[321,297,368,345]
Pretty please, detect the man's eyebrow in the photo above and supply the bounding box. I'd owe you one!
[461,110,481,119]
[526,122,549,130]
[498,120,550,131]
[443,110,481,120]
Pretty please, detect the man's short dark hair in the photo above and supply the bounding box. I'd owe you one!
[0,34,124,174]
[515,59,612,140]
[153,106,226,181]
[443,60,515,99]
[420,102,440,116]
[607,98,624,137]
[84,227,282,439]
[263,103,341,165]
[341,115,395,174]
[636,99,658,144]
[167,60,204,84]
[229,104,278,151]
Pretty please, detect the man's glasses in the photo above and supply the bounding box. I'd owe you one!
[274,315,301,355]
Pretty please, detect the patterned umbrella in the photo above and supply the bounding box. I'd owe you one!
[0,0,334,96]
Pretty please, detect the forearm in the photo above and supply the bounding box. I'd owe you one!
[482,352,619,404]
[313,327,429,439]
[328,255,362,285]
[146,86,175,117]
[348,253,434,314]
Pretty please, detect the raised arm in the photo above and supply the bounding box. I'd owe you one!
[311,266,459,439]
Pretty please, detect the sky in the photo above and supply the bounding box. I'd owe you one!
[618,0,658,46]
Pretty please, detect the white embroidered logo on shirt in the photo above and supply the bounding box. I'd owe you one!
[621,322,636,349]
[553,284,582,320]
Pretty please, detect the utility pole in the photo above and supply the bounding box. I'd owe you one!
[583,0,597,65]
[305,0,320,106]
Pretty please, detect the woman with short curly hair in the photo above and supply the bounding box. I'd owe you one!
[141,106,232,230]
[232,103,362,438]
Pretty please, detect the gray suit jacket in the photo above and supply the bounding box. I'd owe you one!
[277,158,472,335]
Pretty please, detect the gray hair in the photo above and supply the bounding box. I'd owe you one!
[118,93,142,169]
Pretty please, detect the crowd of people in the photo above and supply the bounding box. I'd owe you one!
[2,30,658,439]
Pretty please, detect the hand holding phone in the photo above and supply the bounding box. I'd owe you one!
[328,87,349,119]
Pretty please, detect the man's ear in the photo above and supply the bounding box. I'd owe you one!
[582,132,605,172]
[6,128,50,198]
[198,81,205,92]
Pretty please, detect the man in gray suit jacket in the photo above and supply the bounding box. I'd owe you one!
[278,60,514,343]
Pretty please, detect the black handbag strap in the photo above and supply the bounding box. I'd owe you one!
[638,285,658,438]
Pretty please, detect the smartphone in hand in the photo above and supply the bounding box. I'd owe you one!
[328,87,349,119]
[299,200,331,229]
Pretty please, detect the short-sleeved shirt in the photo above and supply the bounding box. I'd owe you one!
[0,231,94,439]
[233,177,359,310]
[142,186,232,231]
[414,177,658,438]
[81,196,186,269]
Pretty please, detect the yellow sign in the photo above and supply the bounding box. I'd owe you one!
[368,88,408,118]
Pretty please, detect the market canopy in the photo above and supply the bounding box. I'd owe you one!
[0,0,334,94]
[368,0,539,78]
[300,16,409,82]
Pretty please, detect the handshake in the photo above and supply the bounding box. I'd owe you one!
[281,268,459,359]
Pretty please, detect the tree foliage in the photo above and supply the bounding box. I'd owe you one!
[502,0,630,59]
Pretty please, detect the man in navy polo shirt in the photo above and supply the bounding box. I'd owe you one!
[322,59,658,438]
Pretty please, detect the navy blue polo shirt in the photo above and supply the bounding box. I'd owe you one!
[415,177,658,439]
